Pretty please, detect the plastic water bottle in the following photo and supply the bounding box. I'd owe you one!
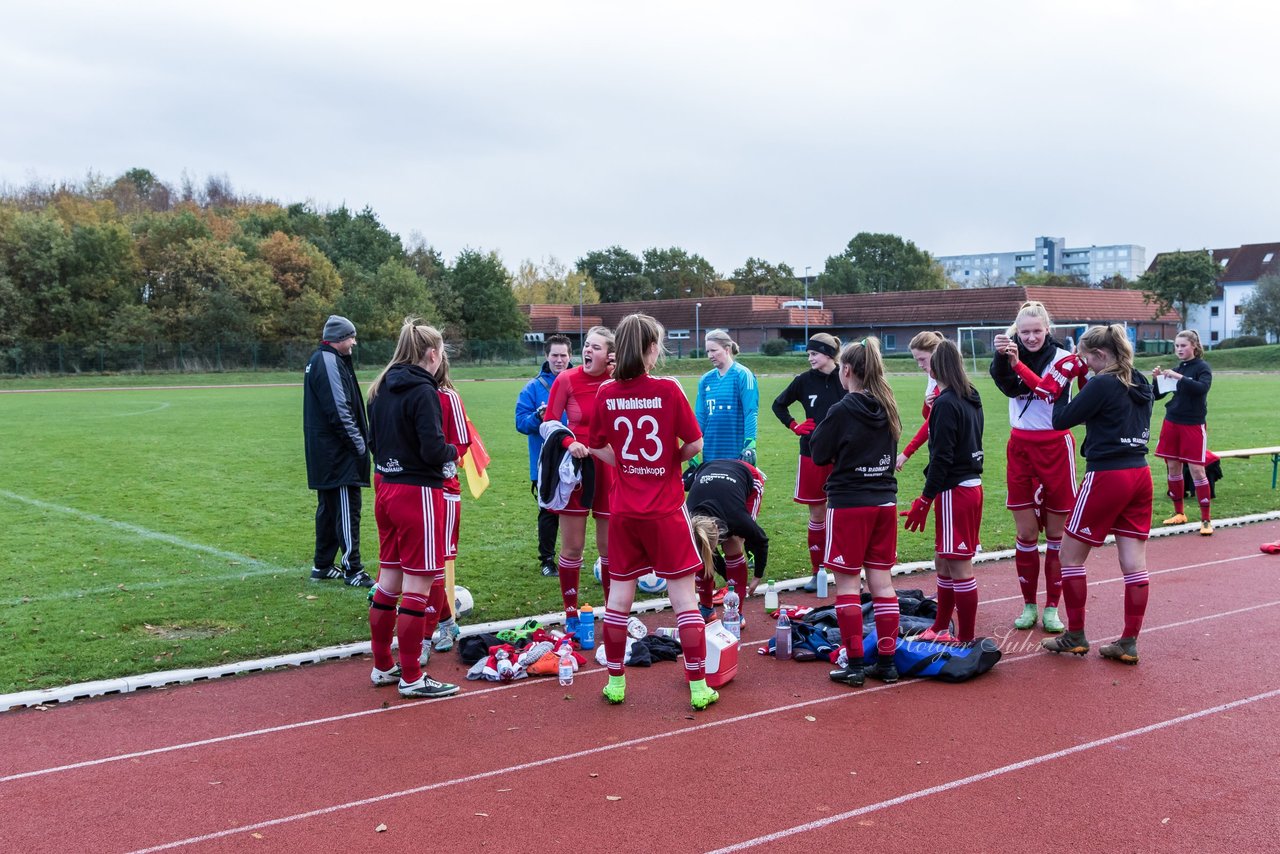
[763,580,779,612]
[816,568,829,599]
[558,643,574,686]
[578,604,595,650]
[722,581,741,639]
[775,609,792,660]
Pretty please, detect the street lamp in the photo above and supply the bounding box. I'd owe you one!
[578,280,584,342]
[695,302,702,357]
[804,265,811,342]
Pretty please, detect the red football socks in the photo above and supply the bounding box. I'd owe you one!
[1122,571,1149,637]
[835,594,862,664]
[602,608,629,676]
[872,594,900,656]
[396,590,431,684]
[1015,537,1041,605]
[724,554,749,599]
[808,520,826,574]
[1060,565,1088,632]
[931,577,955,632]
[1193,479,1212,523]
[952,577,978,642]
[676,610,707,681]
[1166,474,1185,515]
[558,555,582,617]
[1043,538,1063,607]
[368,585,399,672]
[598,556,611,602]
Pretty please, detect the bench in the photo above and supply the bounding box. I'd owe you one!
[1215,447,1280,489]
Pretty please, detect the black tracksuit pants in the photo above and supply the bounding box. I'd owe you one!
[314,485,363,574]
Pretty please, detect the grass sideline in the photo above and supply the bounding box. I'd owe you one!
[3,366,1279,693]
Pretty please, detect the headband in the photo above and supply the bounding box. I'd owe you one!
[806,339,838,359]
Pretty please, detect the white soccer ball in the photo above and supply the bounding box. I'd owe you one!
[453,585,474,618]
[593,557,603,584]
[637,571,668,595]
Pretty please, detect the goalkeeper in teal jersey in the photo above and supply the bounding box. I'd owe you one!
[696,329,760,463]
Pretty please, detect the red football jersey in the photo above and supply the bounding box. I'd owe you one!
[591,375,702,517]
[544,365,611,438]
[438,387,471,494]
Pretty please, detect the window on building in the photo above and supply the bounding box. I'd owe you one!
[1211,306,1219,317]
[884,334,897,351]
[667,329,690,340]
[1118,248,1128,257]
[1264,252,1275,264]
[1211,331,1219,342]
[1235,305,1244,315]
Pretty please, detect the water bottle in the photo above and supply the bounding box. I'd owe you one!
[816,568,829,599]
[775,609,792,660]
[496,649,514,679]
[558,643,575,686]
[722,581,741,639]
[578,604,595,649]
[763,580,779,612]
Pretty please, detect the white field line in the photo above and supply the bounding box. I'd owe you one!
[4,587,1275,788]
[120,600,1280,854]
[705,686,1280,853]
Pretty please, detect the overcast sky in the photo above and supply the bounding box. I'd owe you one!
[3,1,1277,275]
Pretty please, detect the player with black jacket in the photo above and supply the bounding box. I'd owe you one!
[365,320,461,699]
[685,459,769,619]
[772,333,844,592]
[1153,329,1214,535]
[810,337,903,686]
[1042,324,1154,665]
[902,339,985,644]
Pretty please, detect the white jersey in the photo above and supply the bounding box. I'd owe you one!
[1008,346,1072,432]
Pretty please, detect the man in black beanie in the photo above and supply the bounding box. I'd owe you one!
[303,314,373,587]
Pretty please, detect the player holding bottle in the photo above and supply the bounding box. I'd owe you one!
[1153,330,1214,535]
[771,333,843,592]
[590,313,720,711]
[990,301,1086,633]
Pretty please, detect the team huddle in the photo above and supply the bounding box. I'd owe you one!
[307,300,1216,707]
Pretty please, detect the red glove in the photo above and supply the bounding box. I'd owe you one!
[789,418,816,436]
[1056,354,1089,380]
[900,496,932,532]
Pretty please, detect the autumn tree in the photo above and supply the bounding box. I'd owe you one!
[1139,250,1219,328]
[817,232,949,294]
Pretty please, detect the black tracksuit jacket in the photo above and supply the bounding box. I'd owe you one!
[367,365,458,489]
[922,386,984,500]
[1153,357,1212,425]
[1053,371,1153,472]
[771,368,845,457]
[809,391,898,508]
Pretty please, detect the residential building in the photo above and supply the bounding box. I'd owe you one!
[937,236,1147,286]
[1176,243,1280,346]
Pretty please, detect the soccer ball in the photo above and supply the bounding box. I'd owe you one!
[637,571,668,595]
[454,585,474,618]
[593,557,603,584]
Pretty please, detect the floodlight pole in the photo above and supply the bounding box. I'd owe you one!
[804,265,811,342]
[579,280,584,342]
[695,302,702,355]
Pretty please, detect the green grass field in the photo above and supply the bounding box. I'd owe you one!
[3,365,1279,693]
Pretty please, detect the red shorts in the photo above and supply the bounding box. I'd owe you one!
[608,508,703,581]
[794,454,832,505]
[557,458,612,519]
[1155,420,1208,466]
[443,491,461,559]
[824,506,897,574]
[374,481,447,577]
[934,484,983,560]
[1066,468,1153,546]
[1006,429,1078,514]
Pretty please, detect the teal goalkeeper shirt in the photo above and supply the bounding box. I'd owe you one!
[696,362,759,461]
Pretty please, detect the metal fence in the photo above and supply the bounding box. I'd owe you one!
[0,338,540,376]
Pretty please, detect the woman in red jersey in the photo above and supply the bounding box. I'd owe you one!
[427,352,471,654]
[589,313,720,710]
[895,331,943,472]
[543,326,615,635]
[1042,325,1154,665]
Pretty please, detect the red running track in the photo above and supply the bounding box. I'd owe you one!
[2,522,1278,853]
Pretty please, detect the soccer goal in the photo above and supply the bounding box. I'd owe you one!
[956,323,1119,374]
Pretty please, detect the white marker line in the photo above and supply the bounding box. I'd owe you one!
[108,402,172,417]
[0,490,291,604]
[91,600,1280,853]
[3,549,1268,782]
[707,684,1280,853]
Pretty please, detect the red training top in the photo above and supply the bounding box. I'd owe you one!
[438,386,471,494]
[591,374,702,518]
[544,364,612,448]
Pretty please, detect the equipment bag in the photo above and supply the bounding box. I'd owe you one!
[858,630,1002,683]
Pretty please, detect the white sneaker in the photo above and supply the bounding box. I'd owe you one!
[398,675,460,699]
[370,664,402,687]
